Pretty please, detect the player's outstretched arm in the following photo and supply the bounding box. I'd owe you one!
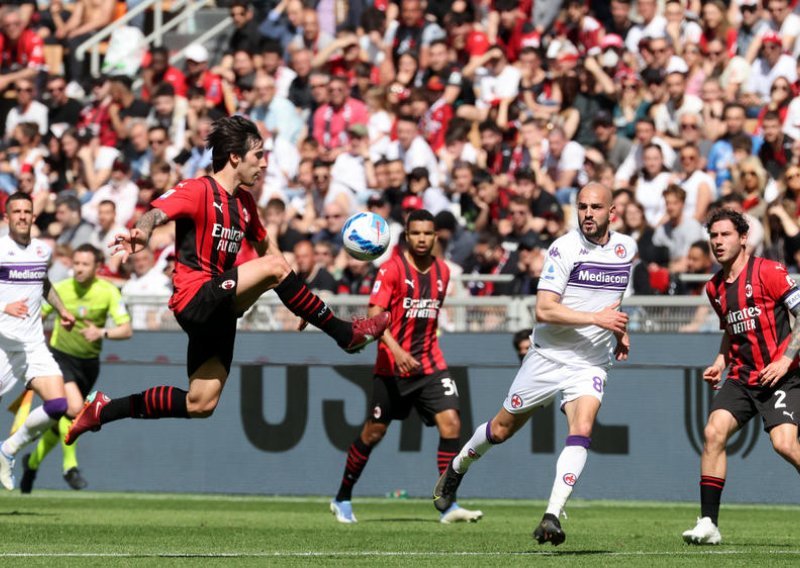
[535,291,628,334]
[111,209,170,262]
[43,277,75,331]
[759,303,800,387]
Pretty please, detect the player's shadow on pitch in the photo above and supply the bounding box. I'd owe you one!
[0,511,56,517]
[367,518,441,523]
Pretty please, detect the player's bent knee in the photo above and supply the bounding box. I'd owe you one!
[43,397,68,420]
[362,421,388,445]
[186,396,219,418]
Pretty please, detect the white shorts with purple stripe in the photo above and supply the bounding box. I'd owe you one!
[502,349,607,414]
[0,340,61,397]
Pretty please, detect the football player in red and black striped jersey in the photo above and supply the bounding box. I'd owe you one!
[65,116,389,446]
[330,209,482,524]
[683,208,800,545]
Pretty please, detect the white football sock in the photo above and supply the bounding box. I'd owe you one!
[452,421,496,474]
[545,444,589,517]
[2,407,56,456]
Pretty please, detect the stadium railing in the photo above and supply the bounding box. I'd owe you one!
[121,293,712,333]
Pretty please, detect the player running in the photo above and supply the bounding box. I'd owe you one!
[330,210,482,524]
[20,244,133,493]
[65,116,389,444]
[433,183,634,545]
[682,209,800,545]
[0,193,76,490]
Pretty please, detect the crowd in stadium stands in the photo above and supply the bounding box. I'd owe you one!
[2,0,800,310]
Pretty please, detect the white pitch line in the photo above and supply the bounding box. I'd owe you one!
[2,551,800,558]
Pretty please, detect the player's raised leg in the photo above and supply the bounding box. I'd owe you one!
[233,247,389,353]
[331,419,388,523]
[0,374,68,490]
[682,409,737,545]
[434,407,532,513]
[534,394,600,546]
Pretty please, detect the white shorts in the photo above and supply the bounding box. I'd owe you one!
[502,349,607,414]
[0,341,62,398]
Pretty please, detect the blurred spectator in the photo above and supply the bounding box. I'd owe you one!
[501,195,541,252]
[406,166,448,215]
[0,9,45,137]
[387,114,440,186]
[77,75,116,148]
[287,48,313,111]
[289,7,333,55]
[512,328,533,361]
[146,84,187,153]
[653,185,705,273]
[434,209,476,269]
[514,168,562,234]
[513,236,546,295]
[382,0,445,81]
[312,201,347,254]
[591,110,632,169]
[122,119,151,180]
[293,239,337,293]
[622,201,670,295]
[57,0,116,87]
[625,0,666,54]
[541,125,585,203]
[678,240,718,332]
[734,155,773,220]
[720,192,766,256]
[54,194,93,249]
[184,44,226,113]
[263,197,304,252]
[329,124,375,202]
[249,73,304,145]
[260,39,297,99]
[141,46,188,102]
[337,254,377,295]
[764,197,800,270]
[462,45,520,123]
[226,1,262,58]
[759,110,794,180]
[677,143,714,222]
[46,75,82,137]
[82,159,138,227]
[465,232,520,296]
[616,117,677,187]
[656,62,703,147]
[108,75,151,145]
[259,0,305,53]
[312,75,368,154]
[5,78,47,138]
[89,199,125,269]
[634,143,673,227]
[146,125,178,172]
[742,32,796,107]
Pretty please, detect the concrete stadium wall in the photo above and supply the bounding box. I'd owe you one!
[18,332,799,504]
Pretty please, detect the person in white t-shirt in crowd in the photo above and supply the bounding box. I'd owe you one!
[677,144,715,222]
[616,118,677,188]
[406,166,450,216]
[634,143,674,227]
[330,124,377,207]
[4,79,48,140]
[654,59,704,149]
[625,0,667,54]
[88,200,126,274]
[652,185,706,273]
[539,125,585,205]
[387,114,441,187]
[742,31,797,109]
[459,45,520,123]
[81,159,138,228]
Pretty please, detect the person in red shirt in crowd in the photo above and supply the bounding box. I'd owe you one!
[77,75,116,148]
[312,75,368,154]
[419,79,453,153]
[141,47,188,102]
[65,115,390,445]
[557,0,606,55]
[183,44,226,113]
[446,10,490,67]
[0,9,44,136]
[312,30,366,87]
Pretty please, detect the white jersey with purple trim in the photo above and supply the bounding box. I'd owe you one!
[533,229,636,368]
[0,235,51,350]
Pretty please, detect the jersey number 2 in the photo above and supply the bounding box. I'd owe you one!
[774,390,787,409]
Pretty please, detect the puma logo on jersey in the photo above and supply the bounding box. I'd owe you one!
[405,279,415,289]
[213,202,224,212]
[783,411,795,421]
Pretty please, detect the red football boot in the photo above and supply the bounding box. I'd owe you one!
[65,391,110,445]
[344,312,391,353]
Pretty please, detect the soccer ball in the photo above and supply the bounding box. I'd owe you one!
[341,212,391,261]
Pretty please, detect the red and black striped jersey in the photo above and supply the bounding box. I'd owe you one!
[153,176,266,313]
[707,256,800,387]
[370,253,450,378]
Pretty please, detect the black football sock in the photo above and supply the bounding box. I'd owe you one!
[101,387,190,423]
[335,437,373,502]
[275,271,353,346]
[437,437,460,475]
[700,475,725,525]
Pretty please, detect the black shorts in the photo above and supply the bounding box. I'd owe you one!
[51,348,100,398]
[710,372,800,432]
[175,267,239,376]
[369,370,460,426]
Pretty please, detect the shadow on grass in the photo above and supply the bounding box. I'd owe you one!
[0,511,56,517]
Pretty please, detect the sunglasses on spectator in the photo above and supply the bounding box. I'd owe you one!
[741,5,757,13]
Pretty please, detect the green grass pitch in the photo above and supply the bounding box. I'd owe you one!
[1,492,798,566]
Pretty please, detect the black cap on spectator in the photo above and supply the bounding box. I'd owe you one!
[434,210,457,232]
[367,194,387,208]
[641,67,665,85]
[593,110,614,128]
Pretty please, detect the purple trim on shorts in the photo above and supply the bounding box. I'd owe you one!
[566,435,591,448]
[486,420,498,444]
[43,397,68,419]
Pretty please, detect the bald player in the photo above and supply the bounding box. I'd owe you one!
[433,183,636,545]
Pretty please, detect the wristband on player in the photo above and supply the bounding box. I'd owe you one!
[102,328,108,339]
